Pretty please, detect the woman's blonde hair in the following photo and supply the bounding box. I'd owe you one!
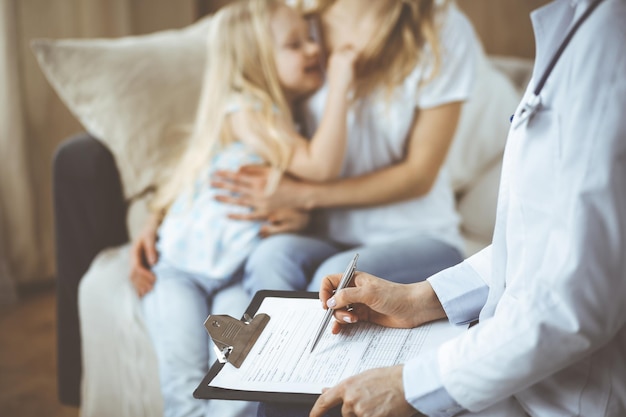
[152,0,292,212]
[299,0,445,98]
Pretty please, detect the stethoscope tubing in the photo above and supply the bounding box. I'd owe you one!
[532,0,605,97]
[513,0,605,128]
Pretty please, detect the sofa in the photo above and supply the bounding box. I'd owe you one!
[37,15,533,415]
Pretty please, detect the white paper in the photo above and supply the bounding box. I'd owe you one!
[209,297,466,394]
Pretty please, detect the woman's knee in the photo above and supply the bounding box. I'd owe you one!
[308,252,355,291]
[244,234,338,292]
[257,402,340,417]
[309,237,464,289]
[257,402,311,417]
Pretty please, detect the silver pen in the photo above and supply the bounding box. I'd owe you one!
[310,253,359,353]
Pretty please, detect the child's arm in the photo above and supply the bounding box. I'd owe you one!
[286,46,356,181]
[230,47,356,182]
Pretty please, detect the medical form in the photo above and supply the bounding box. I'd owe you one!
[208,296,466,395]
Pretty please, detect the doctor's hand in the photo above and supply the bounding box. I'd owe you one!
[129,212,161,297]
[310,365,420,417]
[320,272,447,334]
[211,165,312,218]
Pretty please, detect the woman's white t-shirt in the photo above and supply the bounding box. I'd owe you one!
[303,4,480,252]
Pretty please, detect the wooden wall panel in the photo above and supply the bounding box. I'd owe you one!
[199,0,233,15]
[198,0,552,58]
[10,0,195,284]
[130,0,195,35]
[457,0,551,59]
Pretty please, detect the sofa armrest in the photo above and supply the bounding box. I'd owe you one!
[53,132,129,406]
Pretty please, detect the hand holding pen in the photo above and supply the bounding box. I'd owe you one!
[316,267,442,338]
[310,253,359,352]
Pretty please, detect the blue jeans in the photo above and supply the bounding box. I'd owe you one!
[143,262,256,417]
[243,233,463,293]
[257,402,340,417]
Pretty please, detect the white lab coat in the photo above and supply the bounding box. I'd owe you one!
[407,0,626,415]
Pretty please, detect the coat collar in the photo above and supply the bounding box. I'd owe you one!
[529,0,604,97]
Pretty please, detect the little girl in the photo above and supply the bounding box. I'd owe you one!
[151,1,354,282]
[139,0,355,416]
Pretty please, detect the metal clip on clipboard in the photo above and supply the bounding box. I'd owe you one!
[204,313,270,368]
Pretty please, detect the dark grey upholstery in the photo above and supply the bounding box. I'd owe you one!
[53,133,129,406]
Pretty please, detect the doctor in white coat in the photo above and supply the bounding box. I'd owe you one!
[297,0,626,416]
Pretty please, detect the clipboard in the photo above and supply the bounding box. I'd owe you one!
[193,290,319,405]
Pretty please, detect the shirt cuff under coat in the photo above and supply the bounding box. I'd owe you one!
[403,349,465,417]
[427,261,488,325]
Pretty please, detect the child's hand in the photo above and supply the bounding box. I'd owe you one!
[327,44,358,93]
[129,212,161,297]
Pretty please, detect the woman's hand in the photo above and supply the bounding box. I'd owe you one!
[260,208,310,237]
[310,365,419,417]
[320,272,447,333]
[129,212,161,297]
[212,165,312,218]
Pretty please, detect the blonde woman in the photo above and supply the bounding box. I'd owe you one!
[135,0,356,415]
[212,0,479,295]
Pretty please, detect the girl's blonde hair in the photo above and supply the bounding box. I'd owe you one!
[152,0,292,212]
[298,0,445,99]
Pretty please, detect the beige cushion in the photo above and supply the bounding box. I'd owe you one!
[78,245,162,417]
[458,158,503,257]
[447,55,531,256]
[31,17,212,199]
[446,53,522,193]
[489,55,534,94]
[126,195,152,242]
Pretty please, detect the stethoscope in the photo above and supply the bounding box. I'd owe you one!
[512,0,605,128]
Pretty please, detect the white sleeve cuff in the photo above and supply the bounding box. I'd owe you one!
[427,261,488,325]
[403,350,465,417]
